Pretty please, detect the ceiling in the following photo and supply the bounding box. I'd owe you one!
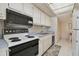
[33,3,75,21]
[49,3,74,15]
[49,3,74,21]
[33,3,56,17]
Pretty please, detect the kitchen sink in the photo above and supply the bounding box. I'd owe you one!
[36,33,49,37]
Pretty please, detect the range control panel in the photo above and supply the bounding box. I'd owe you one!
[4,29,28,34]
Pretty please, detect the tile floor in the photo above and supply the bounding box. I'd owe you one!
[56,39,72,56]
[43,45,61,56]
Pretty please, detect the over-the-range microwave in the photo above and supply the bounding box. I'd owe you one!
[4,9,33,29]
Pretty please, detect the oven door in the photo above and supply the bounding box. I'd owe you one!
[9,39,39,56]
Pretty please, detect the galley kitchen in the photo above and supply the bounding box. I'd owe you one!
[0,3,54,56]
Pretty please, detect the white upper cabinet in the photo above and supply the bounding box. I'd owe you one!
[0,3,52,26]
[45,14,52,27]
[45,14,48,26]
[47,16,52,26]
[40,11,46,26]
[23,3,33,17]
[0,3,8,19]
[9,3,23,13]
[33,6,40,25]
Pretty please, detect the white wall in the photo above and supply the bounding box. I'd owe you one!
[51,17,58,44]
[58,13,72,41]
[29,25,43,33]
[29,25,51,33]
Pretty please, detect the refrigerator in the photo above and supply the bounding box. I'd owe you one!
[72,10,79,56]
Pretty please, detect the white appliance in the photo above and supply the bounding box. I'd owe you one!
[4,30,38,47]
[72,10,79,56]
[4,32,39,56]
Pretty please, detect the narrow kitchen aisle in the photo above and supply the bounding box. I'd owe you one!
[56,13,72,56]
[54,13,72,56]
[57,39,72,56]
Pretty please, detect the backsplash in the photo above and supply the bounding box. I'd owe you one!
[29,25,44,33]
[29,25,51,33]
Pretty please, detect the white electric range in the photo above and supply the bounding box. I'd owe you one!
[4,33,39,47]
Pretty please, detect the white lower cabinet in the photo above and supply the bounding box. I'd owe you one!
[39,38,44,55]
[39,34,52,55]
[0,48,9,56]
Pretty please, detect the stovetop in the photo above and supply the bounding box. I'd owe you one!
[4,33,38,47]
[8,35,35,42]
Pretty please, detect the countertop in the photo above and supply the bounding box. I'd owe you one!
[32,33,55,38]
[4,33,54,47]
[0,39,8,49]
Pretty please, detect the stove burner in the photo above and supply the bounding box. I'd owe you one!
[25,35,34,38]
[9,37,19,40]
[11,39,21,42]
[9,37,21,42]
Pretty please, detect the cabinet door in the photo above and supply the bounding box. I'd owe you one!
[40,11,46,26]
[0,3,8,19]
[39,39,44,55]
[39,35,52,55]
[43,37,49,52]
[9,3,23,12]
[46,15,52,26]
[48,36,52,47]
[48,16,52,26]
[23,3,33,16]
[45,14,48,26]
[0,48,7,56]
[33,6,40,25]
[42,35,52,53]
